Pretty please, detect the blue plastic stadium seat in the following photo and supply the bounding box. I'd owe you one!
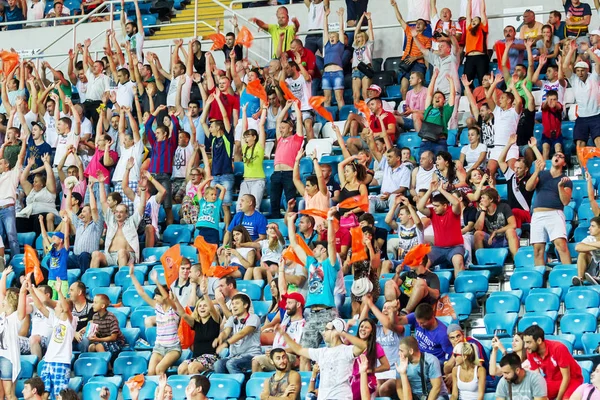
[509,269,544,301]
[496,184,508,200]
[123,379,158,400]
[79,352,111,363]
[150,265,167,285]
[517,314,555,334]
[339,105,357,120]
[74,358,109,383]
[513,247,537,269]
[115,268,145,287]
[121,327,141,349]
[207,377,242,399]
[560,311,598,350]
[17,232,36,250]
[130,306,157,337]
[83,382,118,400]
[81,270,111,290]
[548,266,577,301]
[253,300,272,318]
[142,246,170,263]
[454,271,490,299]
[246,378,266,400]
[565,287,600,311]
[476,312,519,339]
[575,225,591,243]
[163,224,192,246]
[114,355,149,381]
[122,287,153,308]
[180,245,199,262]
[237,281,262,301]
[447,293,474,322]
[397,132,422,149]
[524,290,560,319]
[471,248,509,277]
[579,200,595,223]
[92,286,122,305]
[88,376,123,388]
[19,355,38,379]
[485,292,521,314]
[168,375,191,400]
[145,326,157,347]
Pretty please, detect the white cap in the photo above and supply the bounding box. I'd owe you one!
[590,29,600,36]
[574,61,590,69]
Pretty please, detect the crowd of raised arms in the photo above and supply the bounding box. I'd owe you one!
[1,0,600,399]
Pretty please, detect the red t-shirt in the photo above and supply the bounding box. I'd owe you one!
[207,88,239,122]
[321,228,352,253]
[542,104,563,138]
[370,112,397,142]
[527,340,583,396]
[429,207,463,247]
[286,48,321,79]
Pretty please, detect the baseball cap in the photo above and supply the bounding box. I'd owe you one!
[590,29,600,36]
[32,122,46,132]
[447,323,463,335]
[331,318,347,333]
[279,292,306,309]
[367,84,382,94]
[575,61,590,69]
[53,232,65,241]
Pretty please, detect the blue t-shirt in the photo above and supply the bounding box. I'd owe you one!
[305,256,339,309]
[26,137,53,170]
[240,88,261,117]
[406,314,453,365]
[324,41,345,67]
[5,6,24,30]
[210,132,234,176]
[395,352,448,398]
[532,170,573,210]
[228,211,267,241]
[196,198,223,230]
[48,245,68,280]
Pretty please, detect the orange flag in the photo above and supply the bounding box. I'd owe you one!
[578,146,600,169]
[349,226,368,264]
[279,80,299,103]
[282,235,315,266]
[299,209,329,220]
[401,243,431,268]
[235,26,254,48]
[160,244,183,288]
[24,245,43,285]
[246,79,267,103]
[338,194,369,213]
[178,306,195,349]
[206,32,227,51]
[0,51,19,78]
[309,96,333,123]
[193,235,239,278]
[126,374,145,390]
[494,41,510,72]
[354,101,371,121]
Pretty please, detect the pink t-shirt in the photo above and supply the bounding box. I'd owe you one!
[405,88,427,114]
[60,179,87,210]
[84,150,118,184]
[351,344,386,398]
[274,134,304,169]
[303,190,330,228]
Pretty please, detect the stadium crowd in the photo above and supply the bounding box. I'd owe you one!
[1,0,600,399]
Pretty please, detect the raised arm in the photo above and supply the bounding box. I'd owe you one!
[390,1,407,29]
[129,262,156,307]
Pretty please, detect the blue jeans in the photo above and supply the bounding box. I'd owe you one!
[0,206,19,256]
[213,354,254,374]
[69,252,91,275]
[419,138,448,156]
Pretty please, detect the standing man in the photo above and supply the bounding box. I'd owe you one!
[250,7,300,58]
[82,38,111,125]
[523,325,582,400]
[120,0,144,61]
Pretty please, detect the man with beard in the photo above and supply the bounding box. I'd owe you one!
[523,325,582,400]
[259,348,301,399]
[252,292,306,372]
[462,75,496,151]
[496,352,547,400]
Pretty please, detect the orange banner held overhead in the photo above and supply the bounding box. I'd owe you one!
[279,80,299,103]
[193,235,239,278]
[494,41,509,72]
[24,244,43,285]
[354,101,371,121]
[246,79,268,103]
[401,243,431,268]
[160,244,182,288]
[349,226,368,264]
[0,51,19,78]
[206,32,226,51]
[578,147,600,169]
[282,235,314,266]
[299,209,329,220]
[338,194,369,213]
[235,26,254,48]
[309,96,334,123]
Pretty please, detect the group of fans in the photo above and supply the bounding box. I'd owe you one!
[0,0,600,399]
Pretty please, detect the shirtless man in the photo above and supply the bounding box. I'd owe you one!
[90,171,147,267]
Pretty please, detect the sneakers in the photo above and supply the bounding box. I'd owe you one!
[572,276,583,286]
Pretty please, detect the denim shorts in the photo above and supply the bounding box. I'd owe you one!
[428,245,465,267]
[212,174,234,205]
[0,356,13,380]
[352,69,367,79]
[541,135,564,149]
[402,117,415,131]
[153,343,182,357]
[322,70,345,90]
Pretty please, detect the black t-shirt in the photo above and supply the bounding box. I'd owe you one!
[375,226,389,260]
[192,316,221,358]
[463,206,477,231]
[193,52,206,76]
[223,44,243,62]
[477,202,513,236]
[399,269,440,301]
[516,108,535,146]
[72,301,94,332]
[326,177,341,201]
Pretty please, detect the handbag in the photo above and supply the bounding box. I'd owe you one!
[357,62,375,79]
[340,213,359,228]
[398,39,415,74]
[418,107,446,142]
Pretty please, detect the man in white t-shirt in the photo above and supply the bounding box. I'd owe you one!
[172,119,197,204]
[108,67,137,110]
[42,96,60,148]
[575,217,600,284]
[124,168,166,249]
[278,317,366,398]
[52,96,81,168]
[303,0,326,56]
[167,39,194,110]
[120,0,145,61]
[284,56,315,140]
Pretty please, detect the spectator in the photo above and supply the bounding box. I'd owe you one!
[366,140,411,213]
[496,352,547,400]
[459,126,487,174]
[474,187,520,259]
[564,0,592,39]
[194,180,226,246]
[259,349,302,399]
[532,55,566,107]
[283,57,315,141]
[523,325,583,399]
[346,97,396,155]
[445,324,494,385]
[18,284,52,360]
[6,0,26,30]
[217,225,256,280]
[417,181,465,277]
[382,196,424,273]
[26,0,45,26]
[293,151,329,228]
[535,27,560,68]
[574,216,600,284]
[250,7,300,58]
[395,336,449,400]
[66,183,102,274]
[121,0,144,60]
[519,9,544,40]
[21,377,45,400]
[410,150,435,197]
[66,281,93,352]
[218,19,243,62]
[430,0,462,51]
[185,375,211,400]
[350,12,374,103]
[297,214,319,246]
[391,1,431,101]
[81,39,110,124]
[322,7,346,109]
[83,293,126,356]
[571,364,600,400]
[540,90,564,160]
[489,333,530,376]
[346,225,381,316]
[548,10,567,41]
[224,194,267,244]
[450,342,487,400]
[463,0,489,86]
[398,71,427,133]
[419,69,456,155]
[526,154,573,268]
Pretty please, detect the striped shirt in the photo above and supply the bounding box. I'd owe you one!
[146,115,179,174]
[92,311,125,345]
[71,212,103,255]
[402,26,432,63]
[155,304,180,348]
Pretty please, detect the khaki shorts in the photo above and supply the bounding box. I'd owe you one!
[104,251,136,266]
[253,352,298,371]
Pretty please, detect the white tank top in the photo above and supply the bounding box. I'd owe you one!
[416,166,435,192]
[457,365,480,400]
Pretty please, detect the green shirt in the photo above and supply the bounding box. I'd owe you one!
[242,143,265,179]
[267,24,296,58]
[4,144,21,169]
[515,79,533,109]
[423,104,455,137]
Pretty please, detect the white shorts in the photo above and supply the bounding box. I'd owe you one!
[530,210,567,244]
[234,117,260,142]
[488,144,519,162]
[375,369,397,380]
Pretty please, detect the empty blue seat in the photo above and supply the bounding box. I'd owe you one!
[477,312,519,339]
[180,245,198,262]
[17,232,35,249]
[485,292,520,314]
[114,355,148,381]
[81,270,111,290]
[447,293,474,322]
[122,287,153,308]
[141,246,170,262]
[88,376,123,388]
[565,287,600,310]
[339,105,357,120]
[115,268,145,287]
[571,180,590,208]
[74,358,108,383]
[163,225,192,246]
[246,378,266,400]
[471,248,509,277]
[145,326,157,347]
[509,269,543,301]
[121,327,141,349]
[83,382,118,400]
[79,352,111,363]
[579,200,596,223]
[560,311,598,351]
[454,271,490,299]
[253,300,272,318]
[168,375,191,400]
[575,225,591,243]
[513,247,537,269]
[496,184,508,200]
[517,314,555,334]
[150,265,167,285]
[237,281,262,301]
[92,286,122,305]
[548,266,577,301]
[207,377,242,400]
[524,290,560,319]
[19,355,38,379]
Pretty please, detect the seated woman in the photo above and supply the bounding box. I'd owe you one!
[459,126,487,175]
[217,225,257,279]
[241,223,285,281]
[450,342,487,400]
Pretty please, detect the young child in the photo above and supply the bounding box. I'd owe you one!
[541,90,563,160]
[39,215,69,299]
[0,266,24,399]
[85,294,126,356]
[23,278,74,400]
[195,183,226,245]
[19,285,53,361]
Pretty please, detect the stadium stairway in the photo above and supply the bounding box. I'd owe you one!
[150,0,241,40]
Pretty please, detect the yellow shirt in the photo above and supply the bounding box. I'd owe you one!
[267,24,296,58]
